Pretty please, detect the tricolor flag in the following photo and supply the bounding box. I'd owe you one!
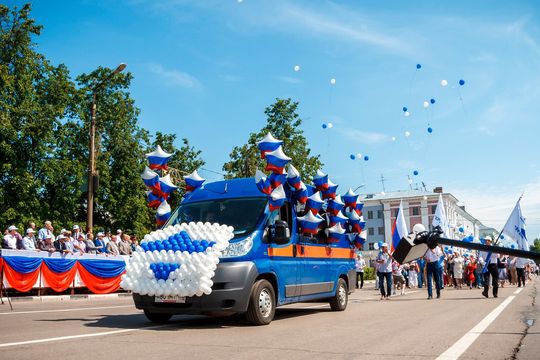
[255,170,272,195]
[286,165,302,190]
[265,146,291,174]
[297,211,324,235]
[257,133,283,159]
[145,145,173,170]
[391,201,409,253]
[313,170,329,191]
[269,185,286,212]
[184,170,205,193]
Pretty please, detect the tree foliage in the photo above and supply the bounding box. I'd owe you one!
[0,3,205,236]
[222,98,322,180]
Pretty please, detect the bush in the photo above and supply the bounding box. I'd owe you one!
[363,267,376,280]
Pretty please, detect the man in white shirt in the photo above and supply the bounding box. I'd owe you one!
[376,243,393,300]
[38,221,55,242]
[22,228,38,250]
[424,245,444,299]
[3,225,18,249]
[479,236,500,298]
[515,257,527,287]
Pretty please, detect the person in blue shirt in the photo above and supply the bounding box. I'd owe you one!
[94,232,107,253]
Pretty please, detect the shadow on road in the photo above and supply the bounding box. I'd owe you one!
[77,307,329,331]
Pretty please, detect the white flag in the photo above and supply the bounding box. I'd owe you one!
[432,194,451,238]
[502,198,529,251]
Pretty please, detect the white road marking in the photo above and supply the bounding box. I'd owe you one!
[0,324,170,348]
[513,288,524,295]
[0,305,133,316]
[436,294,519,360]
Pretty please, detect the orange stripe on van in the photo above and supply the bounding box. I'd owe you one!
[268,244,354,259]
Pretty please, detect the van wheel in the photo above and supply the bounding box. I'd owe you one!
[144,310,172,323]
[329,278,348,311]
[246,279,276,325]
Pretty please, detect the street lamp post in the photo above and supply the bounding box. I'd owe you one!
[86,63,127,233]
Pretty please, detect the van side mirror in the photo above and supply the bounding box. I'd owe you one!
[271,220,290,245]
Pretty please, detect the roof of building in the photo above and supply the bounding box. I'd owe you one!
[358,189,457,203]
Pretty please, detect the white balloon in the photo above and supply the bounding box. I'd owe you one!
[330,78,336,85]
[441,79,448,87]
[294,65,300,72]
[404,111,410,117]
[423,101,429,108]
[391,136,396,141]
[327,123,333,129]
[405,131,411,137]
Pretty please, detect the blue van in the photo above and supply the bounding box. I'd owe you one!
[133,178,356,325]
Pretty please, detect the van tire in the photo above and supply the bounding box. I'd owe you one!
[246,279,276,325]
[144,310,172,323]
[329,278,348,311]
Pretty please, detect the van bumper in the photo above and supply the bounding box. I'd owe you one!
[132,261,258,315]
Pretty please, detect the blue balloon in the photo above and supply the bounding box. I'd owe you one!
[511,244,515,249]
[416,64,422,69]
[364,155,369,161]
[500,234,505,240]
[459,227,464,233]
[427,127,433,133]
[402,106,408,112]
[430,98,436,104]
[377,241,383,247]
[350,154,356,160]
[322,124,327,129]
[459,79,465,86]
[413,170,419,176]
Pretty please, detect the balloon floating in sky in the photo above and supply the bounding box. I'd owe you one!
[356,153,362,158]
[327,122,333,128]
[430,98,436,104]
[322,124,327,129]
[402,106,408,112]
[391,136,396,141]
[322,122,333,129]
[413,170,419,176]
[441,79,448,87]
[330,78,336,85]
[416,64,422,69]
[404,111,410,117]
[427,127,433,133]
[404,131,411,137]
[459,79,466,86]
[350,154,356,160]
[423,101,429,108]
[294,65,300,72]
[363,155,369,161]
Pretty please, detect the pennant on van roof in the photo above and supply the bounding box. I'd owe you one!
[184,170,205,193]
[286,165,302,190]
[313,170,329,191]
[269,185,286,212]
[145,145,173,170]
[327,195,345,215]
[298,211,324,235]
[343,188,359,209]
[306,192,325,215]
[257,133,283,159]
[255,170,273,195]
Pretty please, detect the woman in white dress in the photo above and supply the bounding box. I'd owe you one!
[453,253,464,289]
[408,261,419,288]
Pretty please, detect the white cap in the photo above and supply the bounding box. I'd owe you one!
[8,225,18,231]
[72,225,79,230]
[413,223,426,233]
[116,229,122,233]
[381,242,389,247]
[61,228,67,233]
[26,228,35,234]
[484,236,492,242]
[97,232,104,237]
[57,235,65,240]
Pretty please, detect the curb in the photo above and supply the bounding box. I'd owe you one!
[1,292,132,303]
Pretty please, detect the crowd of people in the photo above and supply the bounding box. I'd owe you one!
[371,237,538,301]
[2,221,139,256]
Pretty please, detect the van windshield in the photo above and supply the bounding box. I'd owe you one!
[166,197,268,239]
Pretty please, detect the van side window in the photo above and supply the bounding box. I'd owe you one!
[279,202,293,230]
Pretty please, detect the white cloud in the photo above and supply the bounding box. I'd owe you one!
[336,127,389,144]
[148,63,202,89]
[275,75,302,84]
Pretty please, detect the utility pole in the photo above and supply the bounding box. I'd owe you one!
[379,174,386,192]
[87,63,127,233]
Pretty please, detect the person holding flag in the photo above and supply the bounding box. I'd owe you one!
[479,236,500,298]
[391,201,408,253]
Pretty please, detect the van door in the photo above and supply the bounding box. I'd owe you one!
[296,233,334,297]
[267,202,302,302]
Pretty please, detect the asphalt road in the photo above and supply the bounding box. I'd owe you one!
[0,278,538,360]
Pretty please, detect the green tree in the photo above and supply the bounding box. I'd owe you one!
[531,238,540,252]
[223,98,322,180]
[0,3,79,229]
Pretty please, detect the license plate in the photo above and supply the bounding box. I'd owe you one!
[154,295,186,303]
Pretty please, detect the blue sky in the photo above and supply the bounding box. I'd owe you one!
[12,0,540,238]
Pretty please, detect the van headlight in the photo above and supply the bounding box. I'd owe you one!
[221,235,253,258]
